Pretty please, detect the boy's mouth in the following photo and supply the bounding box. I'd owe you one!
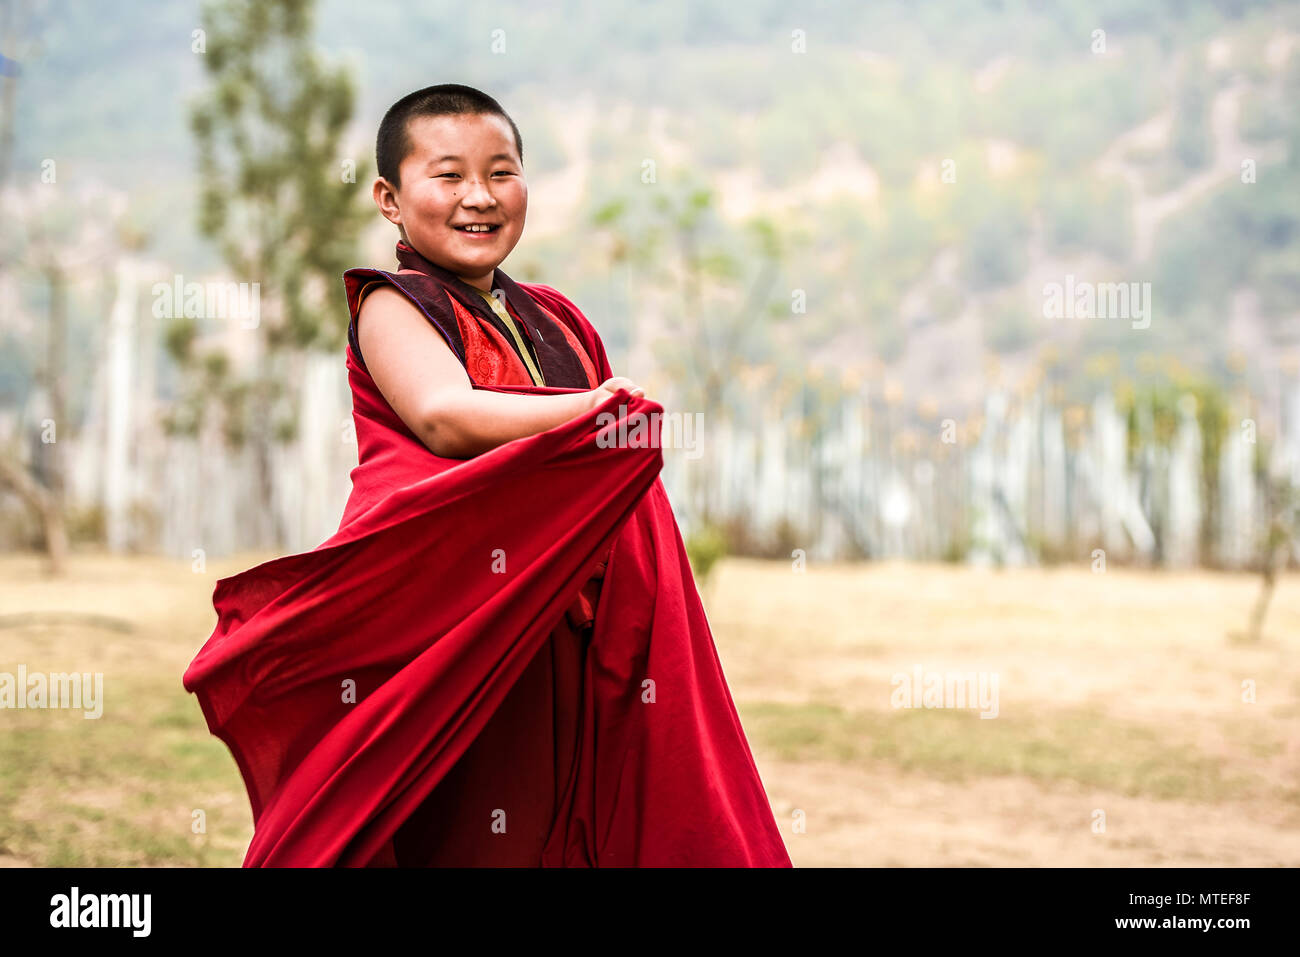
[452,223,502,236]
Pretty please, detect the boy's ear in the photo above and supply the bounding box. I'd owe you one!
[373,176,402,229]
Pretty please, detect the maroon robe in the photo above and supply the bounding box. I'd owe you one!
[181,242,792,867]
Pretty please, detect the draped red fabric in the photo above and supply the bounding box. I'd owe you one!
[182,280,792,867]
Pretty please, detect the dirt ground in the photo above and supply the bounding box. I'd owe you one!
[708,558,1300,866]
[1,550,1297,866]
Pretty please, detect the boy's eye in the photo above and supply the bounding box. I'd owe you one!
[435,171,514,178]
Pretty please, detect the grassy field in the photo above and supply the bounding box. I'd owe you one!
[2,549,1298,866]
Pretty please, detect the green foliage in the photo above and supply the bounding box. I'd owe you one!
[1117,373,1234,557]
[1152,168,1300,319]
[981,50,1163,171]
[965,209,1031,290]
[11,0,1300,435]
[1041,179,1133,260]
[609,170,787,417]
[1171,59,1214,172]
[685,522,727,586]
[162,316,198,364]
[190,0,370,353]
[167,0,371,543]
[986,294,1034,354]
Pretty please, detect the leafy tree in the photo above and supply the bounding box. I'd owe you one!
[590,168,786,526]
[187,0,369,547]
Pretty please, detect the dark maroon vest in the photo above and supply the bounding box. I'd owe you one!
[343,241,590,388]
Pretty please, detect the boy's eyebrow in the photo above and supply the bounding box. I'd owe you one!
[427,153,517,165]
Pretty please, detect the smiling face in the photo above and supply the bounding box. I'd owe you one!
[373,112,527,291]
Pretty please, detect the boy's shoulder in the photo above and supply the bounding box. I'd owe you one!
[517,281,586,327]
[516,280,567,304]
[517,281,608,374]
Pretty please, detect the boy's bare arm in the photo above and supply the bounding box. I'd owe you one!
[357,284,642,458]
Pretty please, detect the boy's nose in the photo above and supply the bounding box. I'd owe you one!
[461,180,497,204]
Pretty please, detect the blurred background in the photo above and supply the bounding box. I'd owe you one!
[2,0,1299,866]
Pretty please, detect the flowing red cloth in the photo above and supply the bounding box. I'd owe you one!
[182,278,791,868]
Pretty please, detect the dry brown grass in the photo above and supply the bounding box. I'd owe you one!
[708,558,1300,866]
[2,549,1297,866]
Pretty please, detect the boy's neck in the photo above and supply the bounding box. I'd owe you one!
[397,236,497,292]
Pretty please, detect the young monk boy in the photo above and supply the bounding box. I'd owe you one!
[185,83,791,868]
[347,83,643,865]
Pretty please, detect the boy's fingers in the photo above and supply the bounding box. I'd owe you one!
[596,376,646,400]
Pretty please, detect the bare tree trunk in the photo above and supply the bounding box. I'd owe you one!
[250,342,285,551]
[0,454,66,574]
[1245,477,1292,642]
[1246,540,1280,643]
[40,266,70,573]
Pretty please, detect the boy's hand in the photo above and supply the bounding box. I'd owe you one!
[589,376,646,410]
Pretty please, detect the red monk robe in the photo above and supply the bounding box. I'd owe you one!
[182,245,792,867]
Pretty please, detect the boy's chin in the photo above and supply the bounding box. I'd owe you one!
[448,250,506,271]
[424,249,507,278]
[446,242,516,270]
[405,237,498,268]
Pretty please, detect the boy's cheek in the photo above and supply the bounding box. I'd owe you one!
[406,184,446,212]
